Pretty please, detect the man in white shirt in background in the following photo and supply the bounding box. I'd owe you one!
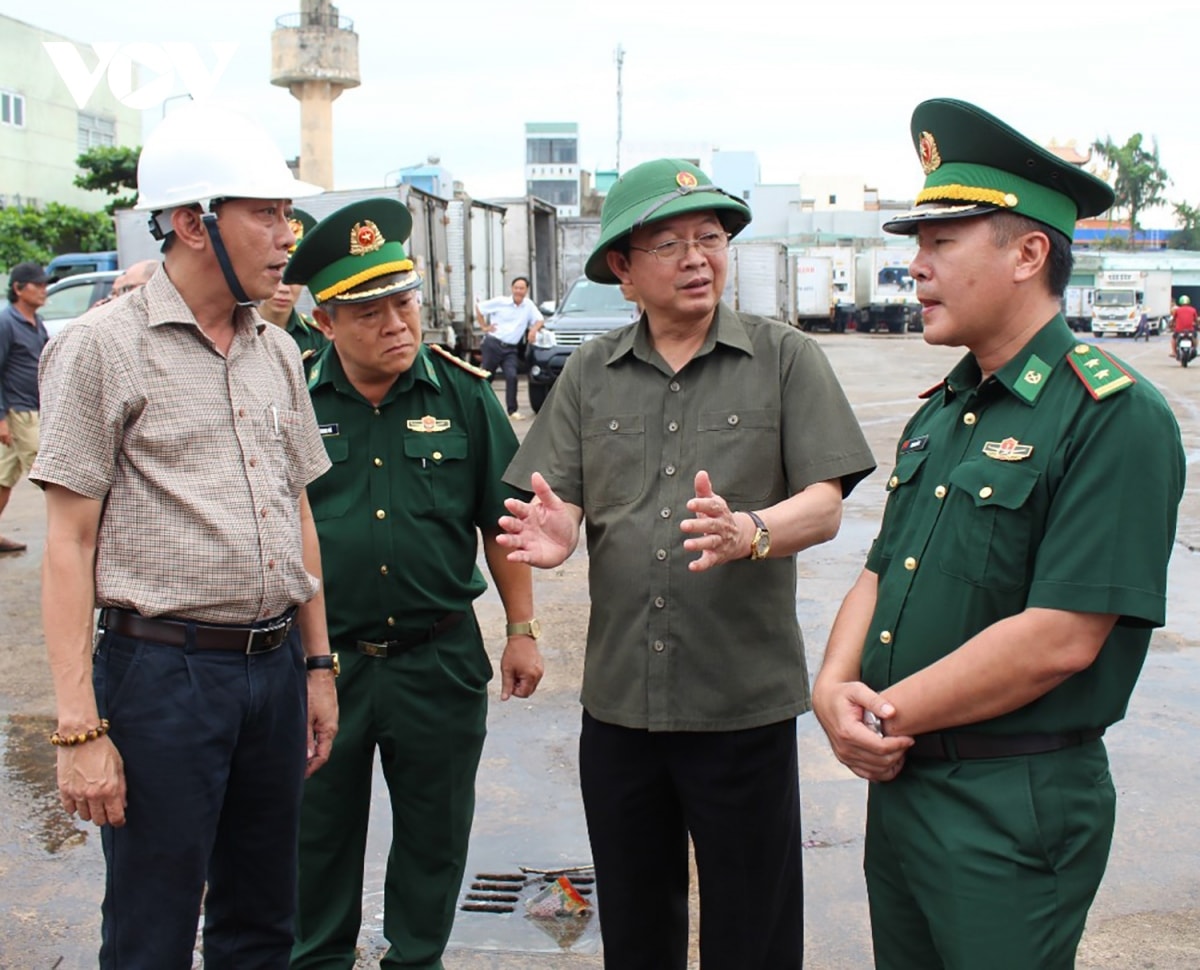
[475,275,543,419]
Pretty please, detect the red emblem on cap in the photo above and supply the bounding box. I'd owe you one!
[676,171,699,188]
[349,220,386,256]
[918,131,942,175]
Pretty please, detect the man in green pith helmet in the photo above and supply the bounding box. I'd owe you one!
[812,99,1186,970]
[256,207,328,374]
[285,197,544,970]
[497,158,875,970]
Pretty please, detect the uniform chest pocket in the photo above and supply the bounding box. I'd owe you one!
[875,451,928,563]
[309,436,358,521]
[695,408,780,505]
[404,429,471,519]
[581,414,645,509]
[940,460,1042,590]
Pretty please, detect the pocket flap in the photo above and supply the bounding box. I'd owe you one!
[948,460,1039,509]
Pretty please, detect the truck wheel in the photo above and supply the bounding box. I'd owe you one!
[1092,330,1102,339]
[528,382,549,413]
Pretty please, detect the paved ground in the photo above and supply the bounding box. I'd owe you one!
[0,330,1197,968]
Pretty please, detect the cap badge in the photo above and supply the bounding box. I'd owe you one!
[675,171,699,189]
[918,131,942,175]
[288,217,305,241]
[983,437,1033,461]
[349,220,385,256]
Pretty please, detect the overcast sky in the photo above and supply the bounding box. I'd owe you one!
[7,0,1196,226]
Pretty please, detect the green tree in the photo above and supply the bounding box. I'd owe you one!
[1091,134,1170,245]
[1170,201,1200,251]
[0,203,115,271]
[74,145,141,214]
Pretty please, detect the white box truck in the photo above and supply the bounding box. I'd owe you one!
[855,247,919,334]
[726,242,792,323]
[793,255,834,331]
[1091,269,1172,337]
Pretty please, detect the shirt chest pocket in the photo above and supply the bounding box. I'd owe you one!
[940,460,1042,590]
[309,436,359,521]
[404,429,471,519]
[581,414,645,509]
[695,408,781,506]
[875,451,928,563]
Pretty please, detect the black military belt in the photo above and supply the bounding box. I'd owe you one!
[908,727,1105,761]
[356,612,466,658]
[100,607,296,654]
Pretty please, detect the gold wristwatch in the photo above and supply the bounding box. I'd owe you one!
[746,511,771,561]
[506,619,542,639]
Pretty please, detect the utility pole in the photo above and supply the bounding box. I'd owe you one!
[614,43,625,172]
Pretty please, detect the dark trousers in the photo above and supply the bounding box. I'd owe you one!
[865,741,1115,970]
[292,615,490,970]
[480,334,520,414]
[579,711,804,970]
[93,625,308,970]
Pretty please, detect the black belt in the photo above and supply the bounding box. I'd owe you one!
[907,727,1105,761]
[100,607,296,654]
[356,612,465,658]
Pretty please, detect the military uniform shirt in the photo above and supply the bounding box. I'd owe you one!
[504,303,875,732]
[863,316,1185,733]
[285,309,328,372]
[306,345,521,644]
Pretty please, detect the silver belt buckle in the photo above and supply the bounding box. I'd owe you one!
[246,615,290,654]
[357,640,388,658]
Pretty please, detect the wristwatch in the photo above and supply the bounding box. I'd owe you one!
[506,619,541,639]
[746,511,771,561]
[305,652,340,676]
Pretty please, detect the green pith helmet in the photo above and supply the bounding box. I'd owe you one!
[1181,295,1191,305]
[584,158,751,284]
[883,99,1115,240]
[286,208,317,255]
[284,198,420,304]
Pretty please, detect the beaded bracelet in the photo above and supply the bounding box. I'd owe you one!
[49,719,111,747]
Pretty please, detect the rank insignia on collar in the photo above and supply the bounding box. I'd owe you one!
[983,437,1033,461]
[349,220,385,256]
[406,415,451,433]
[918,131,942,174]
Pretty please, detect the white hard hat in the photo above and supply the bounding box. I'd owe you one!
[135,100,321,213]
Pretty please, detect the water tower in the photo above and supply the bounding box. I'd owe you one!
[270,0,360,189]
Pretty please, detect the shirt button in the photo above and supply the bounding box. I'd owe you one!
[880,630,892,644]
[654,596,665,609]
[374,457,384,467]
[380,564,389,575]
[669,381,681,392]
[653,640,665,653]
[249,457,257,468]
[935,485,947,499]
[609,419,620,431]
[374,409,382,416]
[664,465,676,476]
[668,421,679,432]
[432,451,442,460]
[238,408,246,418]
[963,412,977,426]
[655,549,668,561]
[376,509,386,520]
[387,616,396,627]
[888,475,899,489]
[659,508,672,520]
[727,414,739,426]
[267,559,275,570]
[904,557,917,571]
[260,508,268,518]
[979,486,994,499]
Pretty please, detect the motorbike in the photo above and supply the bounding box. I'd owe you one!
[1178,330,1197,368]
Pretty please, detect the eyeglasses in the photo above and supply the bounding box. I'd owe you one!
[628,231,731,262]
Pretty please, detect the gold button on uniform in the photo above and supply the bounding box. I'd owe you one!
[963,412,977,426]
[376,509,386,520]
[374,457,383,467]
[653,640,665,653]
[935,485,947,499]
[432,451,442,460]
[888,475,899,489]
[979,486,993,499]
[380,565,388,575]
[904,557,917,570]
[387,616,396,627]
[880,631,892,644]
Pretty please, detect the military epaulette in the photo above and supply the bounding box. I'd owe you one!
[430,343,492,379]
[1065,343,1135,401]
[918,380,945,399]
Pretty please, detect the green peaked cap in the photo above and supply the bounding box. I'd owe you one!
[585,158,751,284]
[284,197,420,303]
[884,98,1114,239]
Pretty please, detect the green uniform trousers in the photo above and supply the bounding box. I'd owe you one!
[292,615,490,970]
[865,740,1115,970]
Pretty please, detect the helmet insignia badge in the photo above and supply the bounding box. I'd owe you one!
[349,220,385,256]
[675,171,699,189]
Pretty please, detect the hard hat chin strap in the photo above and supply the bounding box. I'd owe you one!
[201,212,254,307]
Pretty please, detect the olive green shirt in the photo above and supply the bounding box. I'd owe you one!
[286,310,328,376]
[504,303,875,731]
[306,345,521,645]
[863,316,1185,733]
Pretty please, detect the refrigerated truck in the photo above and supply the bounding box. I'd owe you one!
[1091,269,1172,337]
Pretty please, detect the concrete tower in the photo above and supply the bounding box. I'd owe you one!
[270,0,360,189]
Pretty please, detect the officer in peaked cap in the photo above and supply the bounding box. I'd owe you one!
[284,197,544,970]
[499,158,875,969]
[813,99,1186,970]
[257,207,326,372]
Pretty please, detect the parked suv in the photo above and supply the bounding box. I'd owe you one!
[526,277,638,412]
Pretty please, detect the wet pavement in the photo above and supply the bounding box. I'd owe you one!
[1,331,1198,968]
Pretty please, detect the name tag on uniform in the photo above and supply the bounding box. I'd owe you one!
[899,434,929,455]
[319,423,340,437]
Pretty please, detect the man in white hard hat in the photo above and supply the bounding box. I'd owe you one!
[31,101,339,969]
